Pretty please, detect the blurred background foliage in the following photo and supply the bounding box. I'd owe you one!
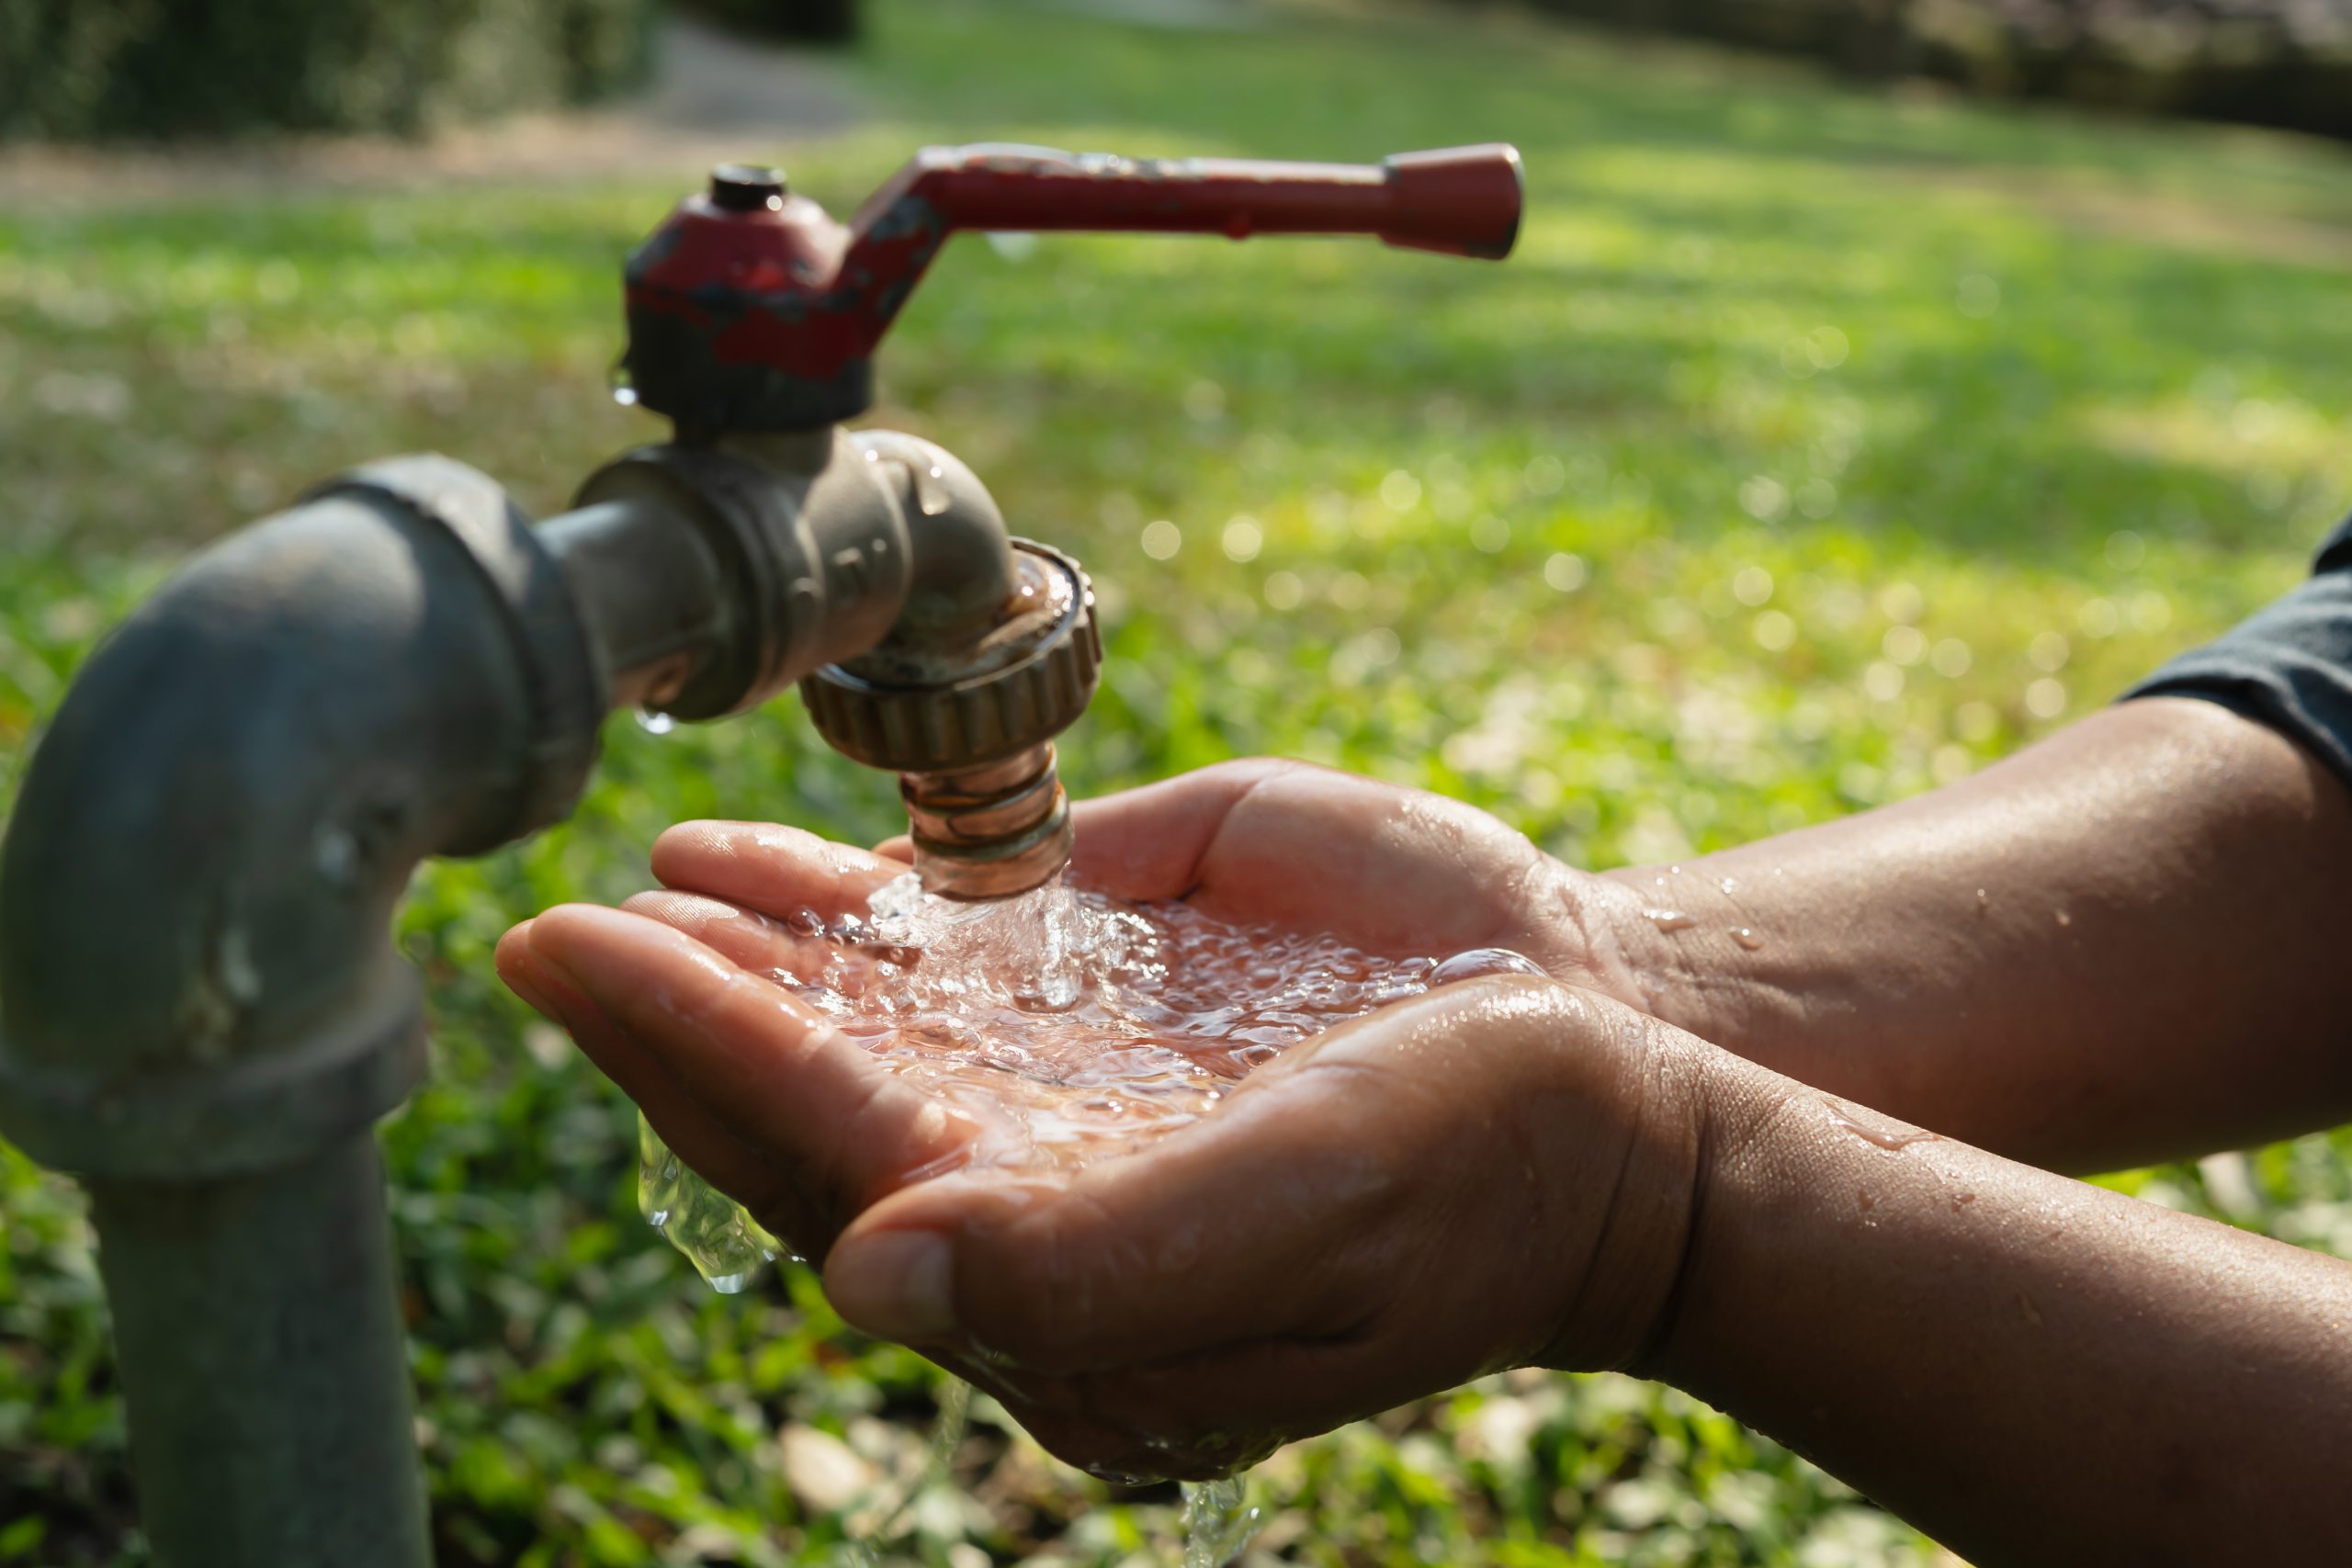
[5,0,2352,1563]
[0,0,657,141]
[1518,0,2352,141]
[6,0,2352,142]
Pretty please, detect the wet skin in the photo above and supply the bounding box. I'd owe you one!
[502,703,2352,1565]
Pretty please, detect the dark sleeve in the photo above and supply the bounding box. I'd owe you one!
[2125,511,2352,790]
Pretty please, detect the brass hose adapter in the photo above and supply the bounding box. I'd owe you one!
[799,541,1100,897]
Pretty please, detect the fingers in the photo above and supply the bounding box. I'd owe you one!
[1065,758,1531,953]
[616,889,833,982]
[649,820,905,923]
[1003,1344,1367,1480]
[1063,758,1310,900]
[523,904,979,1240]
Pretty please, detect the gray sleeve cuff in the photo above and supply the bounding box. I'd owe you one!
[2122,511,2352,793]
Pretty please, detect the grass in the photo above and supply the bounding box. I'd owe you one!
[6,0,2352,1562]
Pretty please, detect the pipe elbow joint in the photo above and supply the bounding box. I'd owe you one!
[0,457,604,1180]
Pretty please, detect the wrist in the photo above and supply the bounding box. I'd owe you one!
[1613,1041,1804,1391]
[1516,988,1757,1378]
[1578,861,1756,1043]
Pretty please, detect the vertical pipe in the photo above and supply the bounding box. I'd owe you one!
[87,1134,430,1568]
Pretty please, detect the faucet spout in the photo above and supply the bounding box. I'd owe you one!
[794,437,1100,898]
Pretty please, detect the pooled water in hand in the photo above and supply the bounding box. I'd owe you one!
[640,872,1544,1279]
[797,871,1457,1170]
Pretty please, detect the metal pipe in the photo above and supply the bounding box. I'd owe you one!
[0,457,606,1568]
[88,1137,429,1568]
[537,498,729,715]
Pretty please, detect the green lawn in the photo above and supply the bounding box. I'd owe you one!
[6,1,2352,1562]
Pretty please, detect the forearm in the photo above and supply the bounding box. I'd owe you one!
[1646,1056,2352,1568]
[1596,697,2352,1170]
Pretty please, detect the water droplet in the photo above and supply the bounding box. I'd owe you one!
[1731,927,1763,950]
[912,463,951,516]
[1826,1101,1939,1151]
[1428,947,1547,985]
[1645,908,1697,932]
[635,707,677,736]
[314,824,359,886]
[1182,1474,1261,1568]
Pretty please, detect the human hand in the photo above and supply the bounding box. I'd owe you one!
[496,760,1729,1474]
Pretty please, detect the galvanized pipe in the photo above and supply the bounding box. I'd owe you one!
[536,497,730,716]
[0,457,605,1568]
[88,1136,430,1568]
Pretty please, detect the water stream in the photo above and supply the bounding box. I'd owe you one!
[637,869,1542,1564]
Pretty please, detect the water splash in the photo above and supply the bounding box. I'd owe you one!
[636,1117,778,1291]
[1181,1474,1260,1567]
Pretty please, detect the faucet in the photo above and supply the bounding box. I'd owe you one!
[0,143,1521,1566]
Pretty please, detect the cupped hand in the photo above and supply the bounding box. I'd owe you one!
[497,759,1724,1475]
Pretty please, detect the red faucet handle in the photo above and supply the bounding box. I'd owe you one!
[850,142,1523,260]
[621,144,1524,434]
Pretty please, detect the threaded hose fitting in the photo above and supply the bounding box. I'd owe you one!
[899,743,1072,898]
